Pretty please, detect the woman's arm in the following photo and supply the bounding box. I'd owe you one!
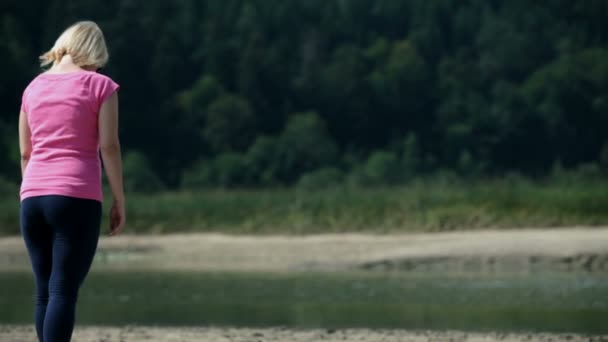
[98,92,126,235]
[19,110,32,176]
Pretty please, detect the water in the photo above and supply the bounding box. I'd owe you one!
[1,271,607,333]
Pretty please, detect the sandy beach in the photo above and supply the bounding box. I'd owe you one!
[2,325,607,342]
[2,227,608,273]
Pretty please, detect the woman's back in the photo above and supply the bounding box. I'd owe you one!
[19,20,126,342]
[21,70,119,202]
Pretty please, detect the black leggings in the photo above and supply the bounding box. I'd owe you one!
[20,195,101,342]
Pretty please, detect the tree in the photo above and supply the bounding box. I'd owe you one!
[276,112,339,183]
[2,0,608,186]
[521,48,608,168]
[203,94,257,153]
[368,40,433,144]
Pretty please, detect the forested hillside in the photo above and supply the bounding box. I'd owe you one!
[1,0,607,191]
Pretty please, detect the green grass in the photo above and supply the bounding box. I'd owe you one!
[1,178,608,235]
[1,270,607,333]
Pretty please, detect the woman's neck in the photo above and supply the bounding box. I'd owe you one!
[49,55,88,73]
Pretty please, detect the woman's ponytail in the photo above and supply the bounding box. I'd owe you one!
[39,47,68,68]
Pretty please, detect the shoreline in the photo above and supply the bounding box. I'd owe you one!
[3,229,608,341]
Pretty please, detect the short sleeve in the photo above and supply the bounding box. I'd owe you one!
[20,87,29,113]
[90,74,120,109]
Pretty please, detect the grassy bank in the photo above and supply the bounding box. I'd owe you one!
[1,177,607,235]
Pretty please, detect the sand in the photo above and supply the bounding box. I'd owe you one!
[2,227,608,272]
[1,325,606,342]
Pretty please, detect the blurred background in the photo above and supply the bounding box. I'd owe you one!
[1,0,608,337]
[1,0,608,234]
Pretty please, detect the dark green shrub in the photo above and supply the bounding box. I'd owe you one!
[349,151,402,187]
[245,135,280,186]
[182,153,250,189]
[297,167,344,191]
[122,152,165,193]
[213,153,249,187]
[0,176,17,198]
[181,160,216,190]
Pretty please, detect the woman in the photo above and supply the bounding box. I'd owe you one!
[19,21,125,342]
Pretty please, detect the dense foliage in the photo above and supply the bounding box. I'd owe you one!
[1,0,607,190]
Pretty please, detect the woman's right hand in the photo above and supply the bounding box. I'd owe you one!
[109,198,126,236]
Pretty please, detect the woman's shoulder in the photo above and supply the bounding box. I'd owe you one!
[87,71,116,82]
[83,72,120,104]
[63,71,120,98]
[23,71,119,103]
[21,72,51,100]
[83,72,119,89]
[35,70,116,83]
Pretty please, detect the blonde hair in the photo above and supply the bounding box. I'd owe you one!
[40,21,109,69]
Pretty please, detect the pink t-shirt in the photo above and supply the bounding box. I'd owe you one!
[20,71,119,202]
